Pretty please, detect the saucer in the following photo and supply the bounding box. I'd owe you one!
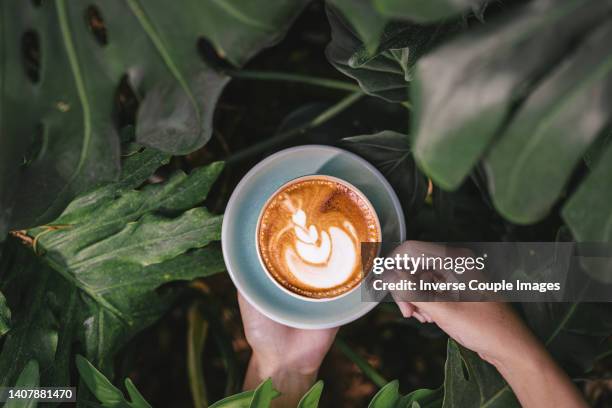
[222,145,406,329]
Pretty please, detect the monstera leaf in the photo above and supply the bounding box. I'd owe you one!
[0,0,308,236]
[522,302,612,374]
[405,0,612,242]
[442,341,519,408]
[0,146,226,388]
[485,21,612,224]
[442,301,612,407]
[410,0,612,191]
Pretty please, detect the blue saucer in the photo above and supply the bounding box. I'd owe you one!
[222,145,405,329]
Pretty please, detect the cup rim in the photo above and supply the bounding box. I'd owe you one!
[255,174,382,302]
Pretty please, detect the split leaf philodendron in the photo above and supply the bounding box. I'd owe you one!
[0,0,308,236]
[0,145,226,391]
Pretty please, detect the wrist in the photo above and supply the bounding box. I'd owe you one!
[250,352,319,380]
[487,339,548,377]
[245,352,320,408]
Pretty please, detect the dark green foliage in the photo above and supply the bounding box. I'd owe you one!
[562,143,612,243]
[374,0,487,23]
[77,354,151,408]
[485,21,612,223]
[343,131,429,218]
[0,147,226,388]
[442,341,518,407]
[4,360,40,408]
[326,6,458,102]
[0,290,9,336]
[0,0,308,235]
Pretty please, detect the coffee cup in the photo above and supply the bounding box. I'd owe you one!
[255,174,381,302]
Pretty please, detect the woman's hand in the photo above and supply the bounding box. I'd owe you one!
[390,241,588,408]
[238,293,338,406]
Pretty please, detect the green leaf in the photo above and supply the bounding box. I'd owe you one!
[1,0,307,233]
[562,143,612,243]
[210,390,256,408]
[4,360,40,408]
[297,380,324,408]
[328,0,387,55]
[76,355,127,408]
[249,379,279,408]
[411,0,612,189]
[187,303,209,408]
[0,290,10,337]
[374,0,486,23]
[485,21,612,224]
[400,387,443,408]
[368,380,400,408]
[343,131,429,218]
[326,6,457,102]
[76,355,152,408]
[0,152,226,386]
[522,303,612,375]
[441,340,518,408]
[124,379,152,408]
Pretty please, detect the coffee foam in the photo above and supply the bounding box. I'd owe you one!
[257,177,380,299]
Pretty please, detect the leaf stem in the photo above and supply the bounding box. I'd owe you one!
[227,70,362,92]
[335,338,388,388]
[225,92,364,165]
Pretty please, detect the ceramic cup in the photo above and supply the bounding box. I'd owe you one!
[222,145,405,329]
[254,174,382,302]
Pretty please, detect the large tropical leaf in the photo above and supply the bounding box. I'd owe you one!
[410,0,612,190]
[441,340,518,408]
[485,21,612,224]
[522,302,612,374]
[0,0,307,234]
[0,146,226,389]
[442,302,612,406]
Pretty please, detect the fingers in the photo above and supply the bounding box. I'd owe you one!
[397,301,435,323]
[397,301,415,318]
[412,311,427,323]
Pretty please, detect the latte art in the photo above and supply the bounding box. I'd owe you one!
[257,176,381,299]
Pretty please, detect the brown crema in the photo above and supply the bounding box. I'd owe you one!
[257,176,380,299]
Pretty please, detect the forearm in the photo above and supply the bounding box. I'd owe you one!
[491,340,587,408]
[244,353,317,407]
